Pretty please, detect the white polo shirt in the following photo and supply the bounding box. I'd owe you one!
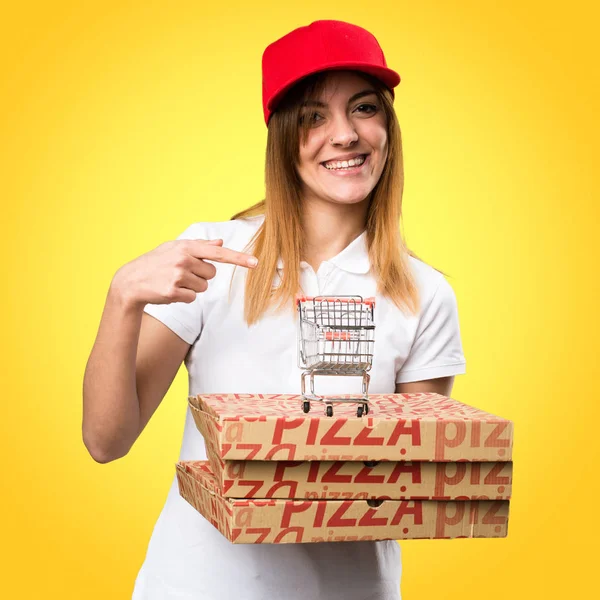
[133,214,466,600]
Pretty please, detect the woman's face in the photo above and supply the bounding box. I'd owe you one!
[296,71,388,209]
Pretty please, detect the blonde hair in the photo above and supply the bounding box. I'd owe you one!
[231,70,444,326]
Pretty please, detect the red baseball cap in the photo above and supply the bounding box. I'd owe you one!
[262,20,401,125]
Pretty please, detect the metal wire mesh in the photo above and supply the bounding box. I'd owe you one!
[297,296,375,374]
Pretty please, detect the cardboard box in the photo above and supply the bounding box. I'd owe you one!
[198,457,513,500]
[176,461,510,544]
[189,393,513,462]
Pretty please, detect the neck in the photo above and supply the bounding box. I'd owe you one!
[300,196,369,272]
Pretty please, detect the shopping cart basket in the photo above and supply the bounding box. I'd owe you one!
[296,295,375,417]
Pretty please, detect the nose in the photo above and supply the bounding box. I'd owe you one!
[328,113,359,146]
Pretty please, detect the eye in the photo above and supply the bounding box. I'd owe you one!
[299,111,323,126]
[355,103,378,115]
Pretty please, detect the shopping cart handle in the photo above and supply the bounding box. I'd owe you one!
[296,295,376,305]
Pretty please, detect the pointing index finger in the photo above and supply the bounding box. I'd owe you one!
[191,240,258,268]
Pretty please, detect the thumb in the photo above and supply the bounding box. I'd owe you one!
[205,239,224,245]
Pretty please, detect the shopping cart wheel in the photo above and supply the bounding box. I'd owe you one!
[326,405,333,417]
[302,401,311,414]
[356,405,364,418]
[364,404,369,415]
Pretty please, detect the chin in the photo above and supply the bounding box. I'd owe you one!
[325,190,373,205]
[328,197,369,206]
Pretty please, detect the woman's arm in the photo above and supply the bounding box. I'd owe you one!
[395,375,455,397]
[82,283,190,464]
[82,236,257,464]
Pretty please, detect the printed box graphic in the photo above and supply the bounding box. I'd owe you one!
[189,393,514,462]
[176,462,510,544]
[186,457,512,500]
[179,393,513,543]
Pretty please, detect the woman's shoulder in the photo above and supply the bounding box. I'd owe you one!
[176,214,265,247]
[406,254,445,286]
[404,254,456,308]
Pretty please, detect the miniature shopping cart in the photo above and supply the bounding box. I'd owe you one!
[296,295,375,417]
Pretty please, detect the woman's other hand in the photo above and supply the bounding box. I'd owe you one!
[111,238,259,308]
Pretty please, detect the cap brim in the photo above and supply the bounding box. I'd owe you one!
[267,61,401,114]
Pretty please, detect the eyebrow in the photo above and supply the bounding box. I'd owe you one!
[301,89,377,108]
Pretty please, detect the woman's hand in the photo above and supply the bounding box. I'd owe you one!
[111,238,258,309]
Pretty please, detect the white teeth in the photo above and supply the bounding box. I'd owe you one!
[324,155,366,170]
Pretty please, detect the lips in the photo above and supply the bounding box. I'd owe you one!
[320,153,369,168]
[320,153,370,175]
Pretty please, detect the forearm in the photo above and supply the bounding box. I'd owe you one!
[82,279,144,462]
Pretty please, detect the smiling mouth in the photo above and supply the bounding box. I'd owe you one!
[321,154,369,173]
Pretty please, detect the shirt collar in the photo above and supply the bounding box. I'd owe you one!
[276,231,370,274]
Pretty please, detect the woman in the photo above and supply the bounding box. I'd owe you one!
[83,20,466,600]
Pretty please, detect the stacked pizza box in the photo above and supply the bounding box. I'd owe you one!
[175,392,513,544]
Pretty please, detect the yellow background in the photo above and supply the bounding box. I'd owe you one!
[2,1,598,597]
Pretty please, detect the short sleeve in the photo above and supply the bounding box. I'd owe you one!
[142,224,207,345]
[396,275,467,383]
